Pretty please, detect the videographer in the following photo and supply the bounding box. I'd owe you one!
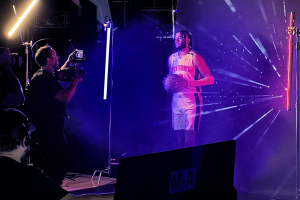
[0,47,25,107]
[26,44,85,185]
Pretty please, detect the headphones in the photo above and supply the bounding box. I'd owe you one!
[1,108,33,146]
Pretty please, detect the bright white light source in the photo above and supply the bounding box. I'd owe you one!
[8,0,38,37]
[103,25,111,100]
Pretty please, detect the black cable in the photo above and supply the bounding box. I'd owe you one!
[65,173,82,181]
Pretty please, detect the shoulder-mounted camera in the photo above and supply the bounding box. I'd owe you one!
[54,67,86,82]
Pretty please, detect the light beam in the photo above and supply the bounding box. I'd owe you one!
[233,109,273,140]
[232,35,252,55]
[224,0,236,13]
[218,69,269,88]
[249,33,269,59]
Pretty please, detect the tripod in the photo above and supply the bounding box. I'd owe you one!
[12,5,32,88]
[294,25,300,200]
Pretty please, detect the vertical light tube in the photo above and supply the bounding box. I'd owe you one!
[286,12,295,111]
[103,24,111,100]
[295,27,300,199]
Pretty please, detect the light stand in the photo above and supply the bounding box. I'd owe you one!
[172,0,177,39]
[12,5,33,87]
[288,14,300,200]
[91,20,118,186]
[11,4,34,165]
[23,41,32,87]
[9,1,38,86]
[295,25,300,200]
[278,12,300,200]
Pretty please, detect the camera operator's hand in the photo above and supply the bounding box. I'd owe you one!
[74,76,83,83]
[67,49,77,62]
[67,49,80,68]
[0,48,11,67]
[60,49,79,70]
[74,68,86,83]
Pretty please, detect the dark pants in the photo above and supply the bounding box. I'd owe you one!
[31,124,69,185]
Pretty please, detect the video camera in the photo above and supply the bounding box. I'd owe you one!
[73,50,88,63]
[55,67,86,82]
[54,50,87,82]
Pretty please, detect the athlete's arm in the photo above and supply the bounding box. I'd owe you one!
[162,55,173,84]
[190,53,214,87]
[167,55,172,74]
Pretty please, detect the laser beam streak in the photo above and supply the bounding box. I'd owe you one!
[202,105,239,115]
[224,0,236,13]
[230,81,261,88]
[272,0,277,17]
[258,0,268,24]
[202,102,222,106]
[248,96,282,104]
[249,33,269,59]
[243,59,259,71]
[248,111,276,155]
[270,34,281,62]
[233,109,273,140]
[231,51,259,71]
[272,65,281,77]
[218,69,269,88]
[283,0,286,17]
[255,127,270,147]
[232,35,252,55]
[271,110,281,124]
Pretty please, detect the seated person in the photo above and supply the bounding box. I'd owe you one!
[0,108,114,200]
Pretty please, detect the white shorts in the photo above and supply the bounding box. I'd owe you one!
[172,93,203,131]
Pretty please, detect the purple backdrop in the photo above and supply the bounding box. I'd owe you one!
[175,0,300,199]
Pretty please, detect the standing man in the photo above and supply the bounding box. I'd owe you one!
[26,45,84,185]
[166,30,214,148]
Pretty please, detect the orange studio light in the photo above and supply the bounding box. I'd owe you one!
[8,0,38,37]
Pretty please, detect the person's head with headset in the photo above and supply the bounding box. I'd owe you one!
[0,108,36,161]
